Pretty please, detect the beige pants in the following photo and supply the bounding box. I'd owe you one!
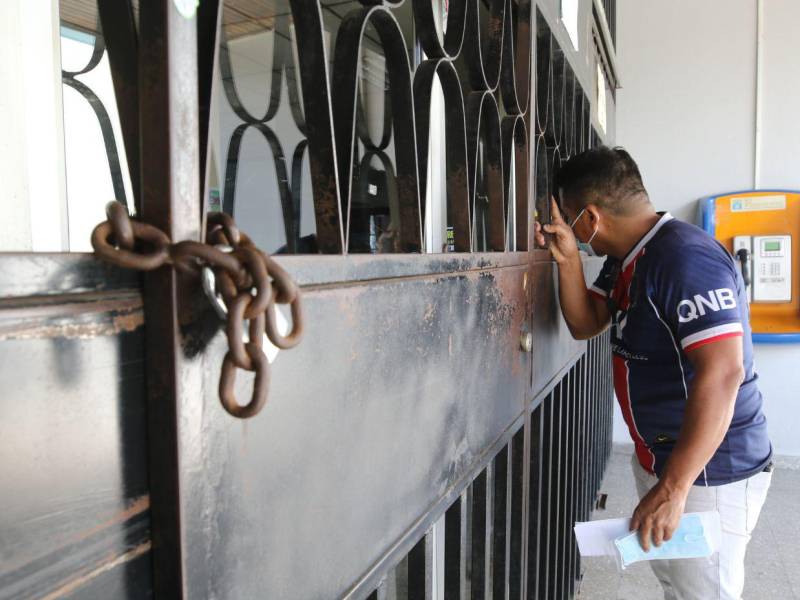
[632,454,772,600]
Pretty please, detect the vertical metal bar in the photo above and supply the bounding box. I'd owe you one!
[407,530,434,600]
[537,392,553,600]
[585,349,592,516]
[548,383,562,599]
[592,338,603,496]
[600,338,606,486]
[573,358,584,585]
[509,428,525,599]
[377,577,391,600]
[520,409,531,600]
[607,333,613,464]
[97,0,141,210]
[486,461,496,599]
[286,0,344,252]
[584,349,592,516]
[601,339,606,482]
[505,443,513,597]
[604,339,609,469]
[601,335,608,474]
[577,355,587,522]
[576,356,584,525]
[587,339,596,509]
[590,338,599,501]
[445,494,463,599]
[568,365,580,595]
[602,335,609,479]
[574,363,581,585]
[463,488,474,599]
[385,568,400,600]
[557,373,568,600]
[138,2,201,596]
[568,371,575,598]
[472,470,488,600]
[565,368,575,598]
[492,446,509,600]
[575,357,586,581]
[526,404,543,600]
[558,373,570,599]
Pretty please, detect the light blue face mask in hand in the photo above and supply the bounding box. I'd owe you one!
[614,513,715,569]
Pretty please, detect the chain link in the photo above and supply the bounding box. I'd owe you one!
[91,201,304,419]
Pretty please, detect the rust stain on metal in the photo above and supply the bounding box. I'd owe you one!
[0,292,144,340]
[39,540,152,600]
[70,494,151,546]
[112,306,146,333]
[2,494,153,576]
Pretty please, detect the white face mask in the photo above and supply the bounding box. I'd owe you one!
[614,512,719,569]
[569,207,599,255]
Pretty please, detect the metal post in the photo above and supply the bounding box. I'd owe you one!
[138,1,201,596]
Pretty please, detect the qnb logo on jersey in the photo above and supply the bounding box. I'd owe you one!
[677,288,737,323]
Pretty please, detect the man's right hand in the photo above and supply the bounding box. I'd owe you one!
[534,198,580,266]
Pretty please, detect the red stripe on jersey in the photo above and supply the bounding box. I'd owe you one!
[684,331,744,353]
[612,249,646,312]
[613,354,655,474]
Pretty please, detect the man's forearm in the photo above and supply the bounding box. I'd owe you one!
[659,369,741,492]
[558,256,604,339]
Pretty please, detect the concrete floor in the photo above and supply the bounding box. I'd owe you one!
[576,444,800,600]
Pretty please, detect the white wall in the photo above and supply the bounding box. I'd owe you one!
[758,0,800,188]
[616,0,757,224]
[752,1,800,455]
[614,0,800,455]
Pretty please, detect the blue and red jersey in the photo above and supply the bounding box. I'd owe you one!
[591,213,772,485]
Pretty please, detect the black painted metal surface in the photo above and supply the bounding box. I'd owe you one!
[0,260,150,599]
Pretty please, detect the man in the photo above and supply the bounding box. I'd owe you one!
[534,147,772,600]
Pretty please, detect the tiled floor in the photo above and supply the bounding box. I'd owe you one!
[577,444,800,600]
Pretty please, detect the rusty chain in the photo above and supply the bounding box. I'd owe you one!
[91,201,304,419]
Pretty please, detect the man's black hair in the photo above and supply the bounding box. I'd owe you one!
[554,146,649,215]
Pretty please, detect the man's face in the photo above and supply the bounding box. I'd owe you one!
[562,196,607,256]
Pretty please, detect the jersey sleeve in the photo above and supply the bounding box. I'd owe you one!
[589,257,619,300]
[655,245,744,353]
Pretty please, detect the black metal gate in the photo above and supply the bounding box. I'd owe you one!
[0,0,616,598]
[361,334,613,599]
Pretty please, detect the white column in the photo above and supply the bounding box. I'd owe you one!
[0,0,68,251]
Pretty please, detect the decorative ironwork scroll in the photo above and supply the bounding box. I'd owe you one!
[534,10,602,247]
[61,27,131,212]
[206,0,601,255]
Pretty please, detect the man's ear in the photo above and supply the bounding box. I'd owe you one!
[585,204,601,224]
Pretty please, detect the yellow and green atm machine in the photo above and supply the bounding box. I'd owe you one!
[699,190,800,343]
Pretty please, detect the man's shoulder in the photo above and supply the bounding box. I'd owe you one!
[657,218,715,246]
[649,219,729,263]
[643,219,735,290]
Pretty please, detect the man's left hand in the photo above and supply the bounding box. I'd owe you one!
[629,480,689,552]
